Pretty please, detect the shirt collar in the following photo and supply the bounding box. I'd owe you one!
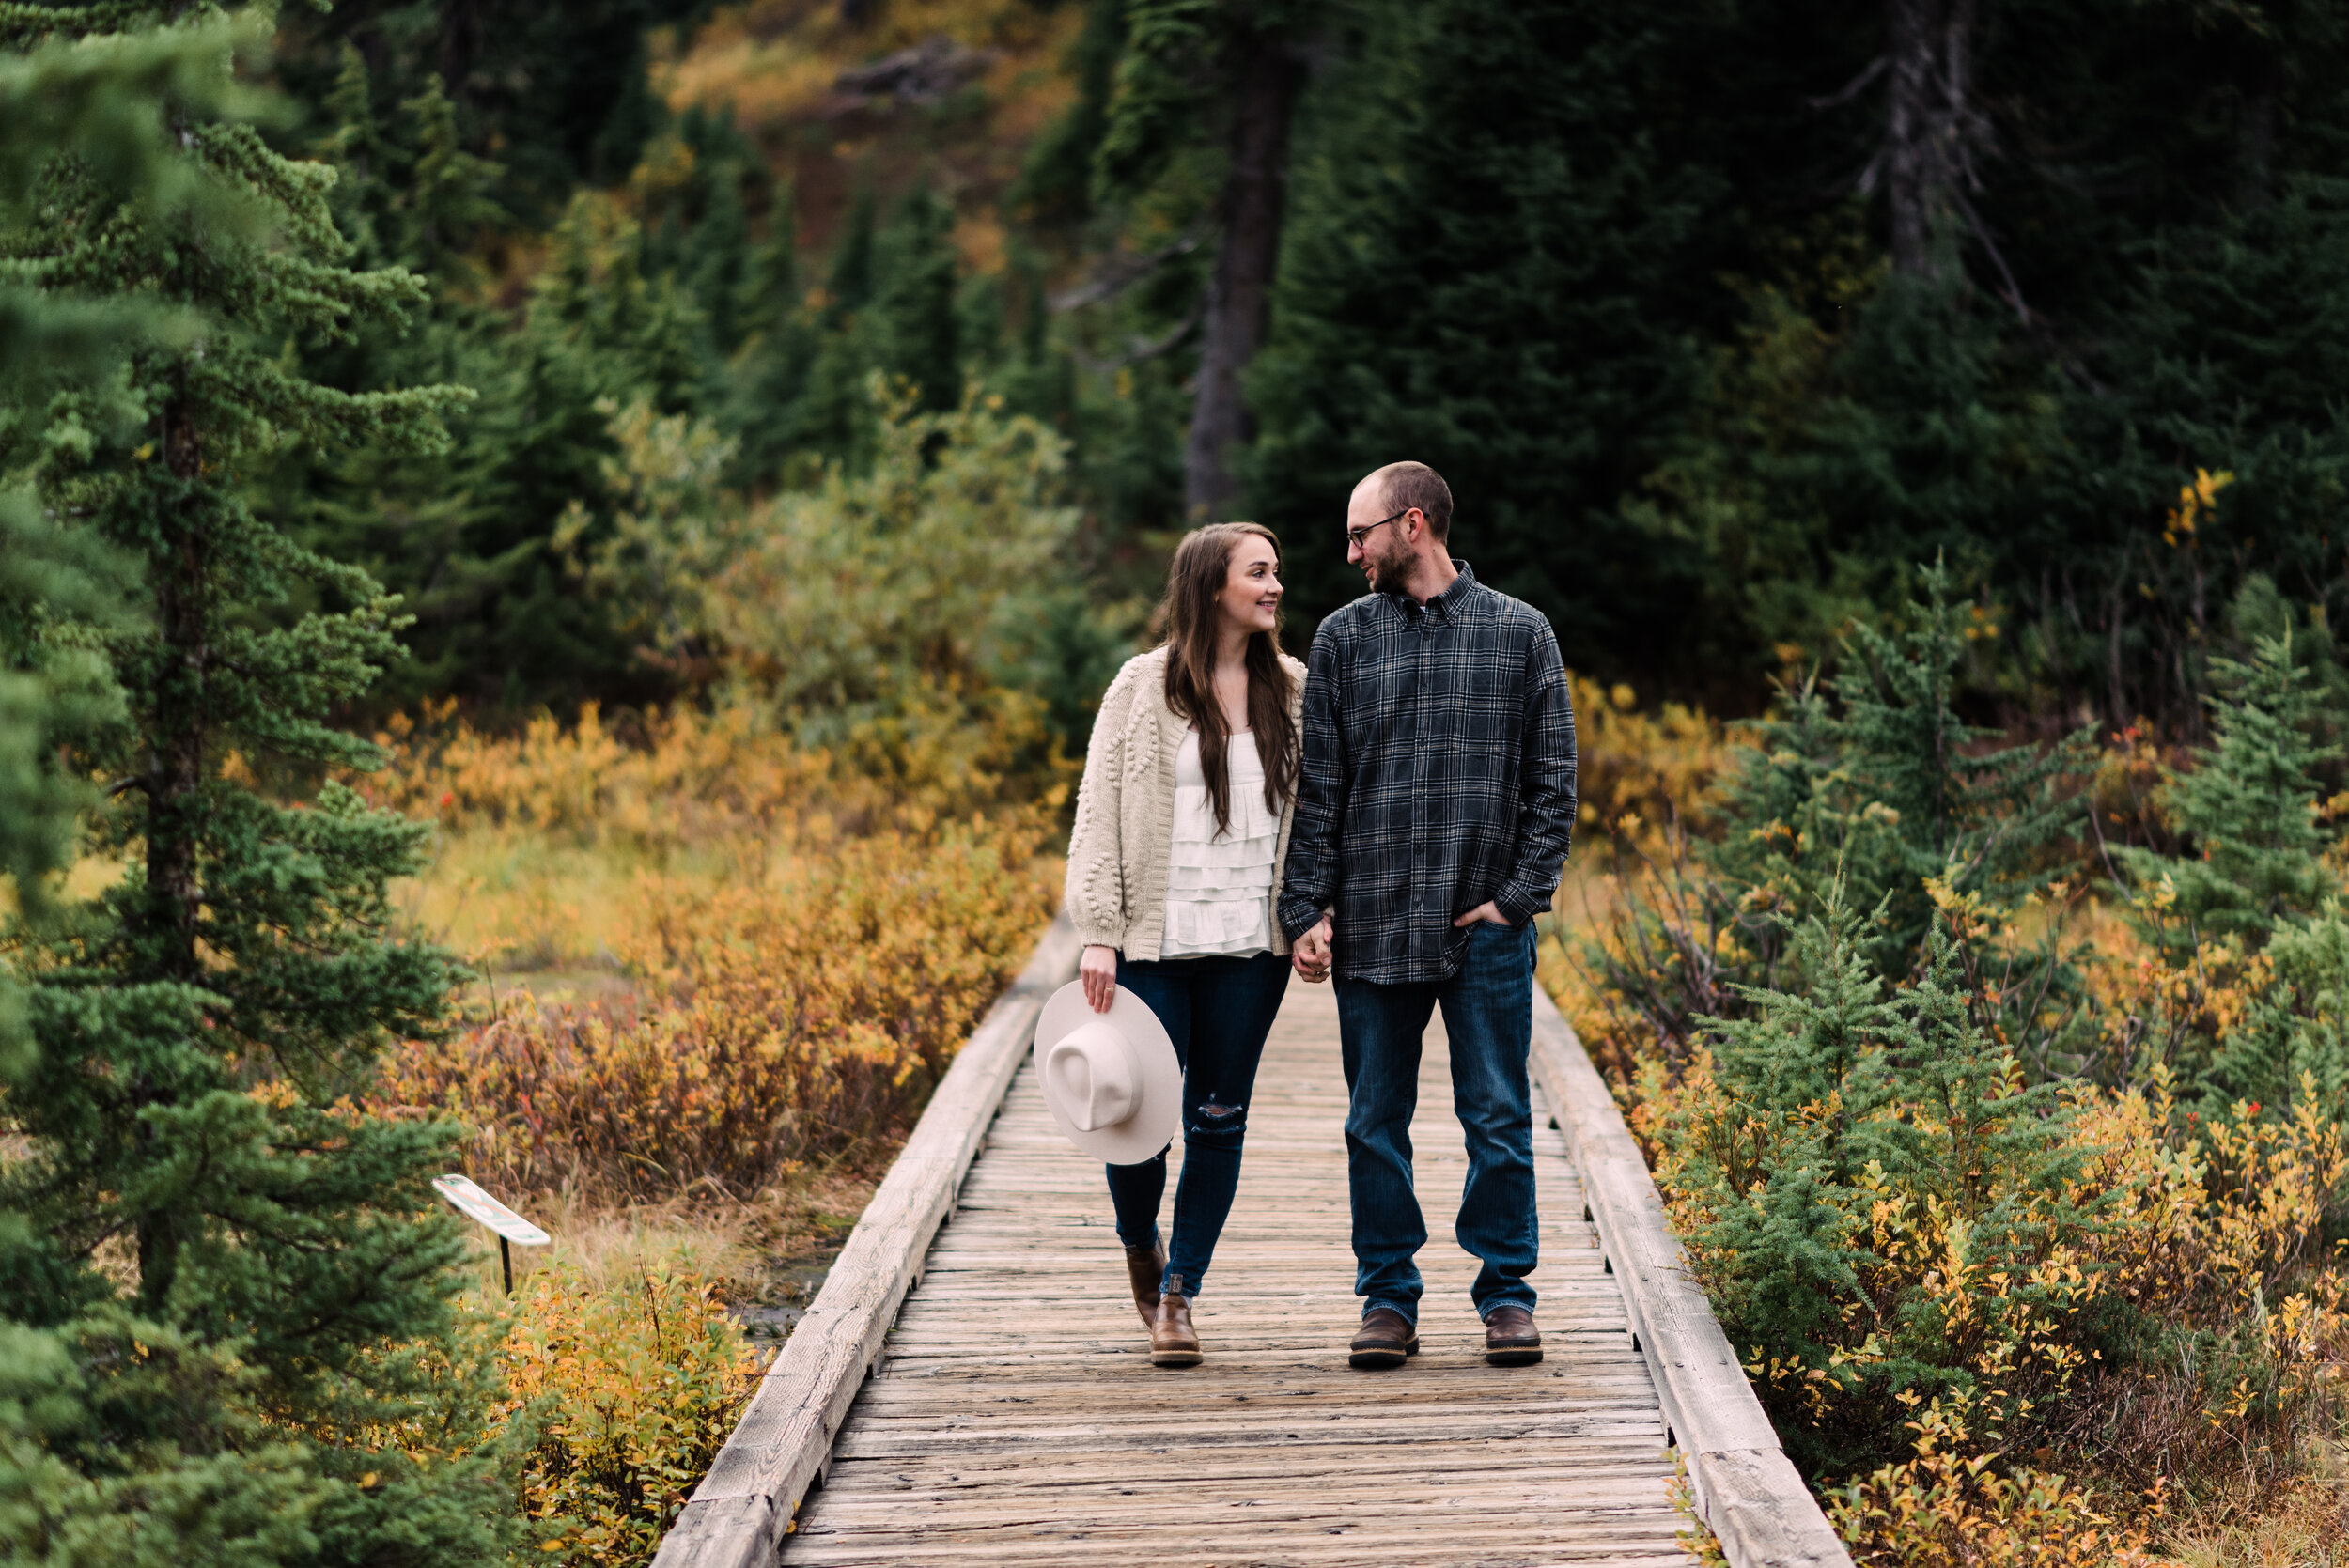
[1392,559,1477,619]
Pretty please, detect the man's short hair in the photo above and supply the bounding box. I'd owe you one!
[1376,461,1454,541]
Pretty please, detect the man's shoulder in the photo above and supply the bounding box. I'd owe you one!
[1458,576,1542,622]
[1315,595,1387,636]
[1306,596,1390,655]
[1461,579,1557,643]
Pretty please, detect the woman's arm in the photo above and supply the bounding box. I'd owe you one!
[1064,659,1141,962]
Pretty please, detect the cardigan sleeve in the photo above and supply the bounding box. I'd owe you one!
[1064,656,1143,948]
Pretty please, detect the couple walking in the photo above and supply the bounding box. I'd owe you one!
[1059,460,1578,1372]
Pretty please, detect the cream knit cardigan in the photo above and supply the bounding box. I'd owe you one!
[1065,644,1308,960]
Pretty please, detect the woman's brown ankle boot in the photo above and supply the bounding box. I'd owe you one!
[1149,1273,1202,1367]
[1125,1239,1166,1327]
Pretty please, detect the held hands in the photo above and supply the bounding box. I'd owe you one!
[1080,944,1120,1012]
[1453,901,1509,929]
[1292,916,1333,984]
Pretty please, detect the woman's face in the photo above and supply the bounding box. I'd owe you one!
[1216,535,1283,640]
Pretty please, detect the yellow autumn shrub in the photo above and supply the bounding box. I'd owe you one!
[1566,673,1729,862]
[492,1257,765,1567]
[1828,1393,2171,1567]
[1547,656,2349,1560]
[377,817,1056,1200]
[358,687,1061,1201]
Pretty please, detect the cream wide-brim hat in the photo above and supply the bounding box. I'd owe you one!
[1036,981,1182,1165]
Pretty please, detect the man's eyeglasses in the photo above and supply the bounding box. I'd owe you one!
[1345,510,1408,551]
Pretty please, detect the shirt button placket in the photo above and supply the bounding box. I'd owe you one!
[1414,609,1432,969]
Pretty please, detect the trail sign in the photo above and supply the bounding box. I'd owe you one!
[432,1174,549,1293]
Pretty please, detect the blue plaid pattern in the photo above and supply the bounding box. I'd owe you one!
[1276,563,1577,984]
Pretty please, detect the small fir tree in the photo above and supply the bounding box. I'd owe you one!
[0,8,513,1562]
[2121,629,2336,952]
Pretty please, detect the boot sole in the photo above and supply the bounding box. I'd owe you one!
[1486,1343,1543,1366]
[1347,1339,1420,1370]
[1150,1347,1203,1367]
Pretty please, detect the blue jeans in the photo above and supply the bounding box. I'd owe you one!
[1104,949,1290,1296]
[1335,917,1539,1325]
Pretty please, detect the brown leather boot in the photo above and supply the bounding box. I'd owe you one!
[1124,1238,1166,1327]
[1484,1303,1543,1366]
[1348,1307,1419,1370]
[1149,1273,1202,1367]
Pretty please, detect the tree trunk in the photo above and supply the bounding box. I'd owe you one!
[1881,0,1983,281]
[1183,28,1303,522]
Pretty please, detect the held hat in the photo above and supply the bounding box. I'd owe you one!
[1036,981,1181,1165]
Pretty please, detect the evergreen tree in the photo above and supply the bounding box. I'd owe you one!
[1583,564,2095,1083]
[1705,564,2089,979]
[0,9,512,1561]
[1246,0,1717,660]
[2120,630,2336,952]
[725,184,820,488]
[873,186,962,411]
[1673,904,2097,1472]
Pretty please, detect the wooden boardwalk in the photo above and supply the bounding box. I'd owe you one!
[781,976,1697,1567]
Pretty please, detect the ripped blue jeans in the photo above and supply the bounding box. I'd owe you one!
[1105,948,1289,1297]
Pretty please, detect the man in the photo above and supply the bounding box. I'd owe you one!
[1279,461,1577,1371]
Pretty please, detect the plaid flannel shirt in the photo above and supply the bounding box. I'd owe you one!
[1275,563,1577,985]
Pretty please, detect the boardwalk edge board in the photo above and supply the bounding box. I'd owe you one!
[1529,980,1857,1568]
[652,912,1085,1568]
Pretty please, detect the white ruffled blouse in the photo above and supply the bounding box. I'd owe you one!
[1160,728,1280,958]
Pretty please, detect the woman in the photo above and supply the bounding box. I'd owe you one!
[1064,521,1304,1367]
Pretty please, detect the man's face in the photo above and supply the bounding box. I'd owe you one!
[1345,485,1415,593]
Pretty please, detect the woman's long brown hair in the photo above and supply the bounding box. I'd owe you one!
[1159,522,1299,835]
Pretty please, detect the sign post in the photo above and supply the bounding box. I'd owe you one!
[432,1174,551,1294]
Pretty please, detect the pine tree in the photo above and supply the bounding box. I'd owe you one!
[1245,0,1715,657]
[0,9,513,1561]
[1674,904,2096,1471]
[1675,894,1890,1421]
[2121,629,2337,951]
[873,186,962,412]
[1583,563,2094,1080]
[1705,564,2088,978]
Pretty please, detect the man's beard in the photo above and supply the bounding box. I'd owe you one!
[1363,539,1410,592]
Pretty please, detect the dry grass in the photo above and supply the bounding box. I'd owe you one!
[2168,1459,2349,1568]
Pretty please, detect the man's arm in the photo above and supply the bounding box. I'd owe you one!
[1277,623,1346,941]
[1491,622,1576,928]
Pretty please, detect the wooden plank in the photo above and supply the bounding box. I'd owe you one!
[775,976,1695,1566]
[667,924,1845,1567]
[1528,983,1854,1568]
[651,914,1083,1568]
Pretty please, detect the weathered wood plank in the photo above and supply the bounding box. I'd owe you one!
[766,975,1694,1566]
[1528,984,1855,1568]
[664,919,1843,1568]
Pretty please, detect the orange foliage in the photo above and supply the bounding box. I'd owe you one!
[494,1258,765,1566]
[1567,673,1730,860]
[376,822,1053,1201]
[1830,1395,2173,1567]
[360,700,1059,1201]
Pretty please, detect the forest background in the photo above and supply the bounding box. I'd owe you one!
[8,1,2349,1566]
